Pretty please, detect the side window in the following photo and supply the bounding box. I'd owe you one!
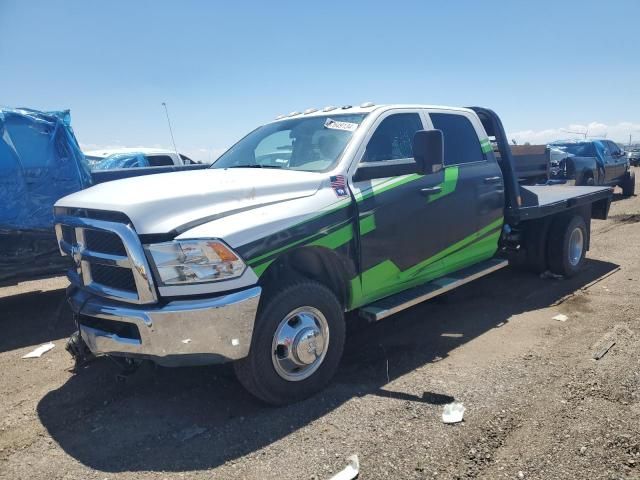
[608,141,621,156]
[362,113,422,163]
[179,154,195,164]
[146,155,174,166]
[597,141,609,157]
[430,113,484,166]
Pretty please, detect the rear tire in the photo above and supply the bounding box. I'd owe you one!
[622,170,636,197]
[234,281,345,406]
[547,215,587,278]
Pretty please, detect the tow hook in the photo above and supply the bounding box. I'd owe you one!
[65,330,95,370]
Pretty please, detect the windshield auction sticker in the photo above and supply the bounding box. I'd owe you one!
[324,118,358,132]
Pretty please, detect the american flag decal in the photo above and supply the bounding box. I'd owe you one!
[330,175,348,197]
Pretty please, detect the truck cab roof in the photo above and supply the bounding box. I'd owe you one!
[269,103,477,123]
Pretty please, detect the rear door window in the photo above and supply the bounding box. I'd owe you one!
[146,155,175,167]
[429,113,484,166]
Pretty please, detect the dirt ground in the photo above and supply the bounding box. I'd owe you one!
[1,173,639,480]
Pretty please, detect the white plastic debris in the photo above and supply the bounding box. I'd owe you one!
[181,338,192,344]
[329,454,359,480]
[22,342,55,359]
[442,402,466,424]
[552,314,568,322]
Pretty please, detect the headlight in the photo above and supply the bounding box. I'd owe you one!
[146,240,245,285]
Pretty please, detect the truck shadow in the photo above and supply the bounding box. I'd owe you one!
[0,284,74,354]
[36,259,618,473]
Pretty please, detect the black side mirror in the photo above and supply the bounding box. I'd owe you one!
[413,129,444,175]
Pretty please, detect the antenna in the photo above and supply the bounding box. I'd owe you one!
[161,102,179,156]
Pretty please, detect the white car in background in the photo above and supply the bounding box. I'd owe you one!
[84,147,198,169]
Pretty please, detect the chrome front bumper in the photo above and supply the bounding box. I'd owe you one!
[68,286,261,366]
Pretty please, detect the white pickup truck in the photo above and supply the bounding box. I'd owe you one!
[85,147,198,169]
[54,104,612,405]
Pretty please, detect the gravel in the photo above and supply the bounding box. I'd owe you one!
[1,172,639,479]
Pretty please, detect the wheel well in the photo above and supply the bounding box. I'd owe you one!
[258,247,351,308]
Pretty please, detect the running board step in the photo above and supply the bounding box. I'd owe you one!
[358,258,509,322]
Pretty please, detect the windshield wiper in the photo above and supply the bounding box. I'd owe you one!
[228,164,283,169]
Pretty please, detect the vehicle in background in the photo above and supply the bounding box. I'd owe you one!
[549,139,635,195]
[0,108,207,284]
[55,104,613,405]
[86,147,199,170]
[508,144,550,185]
[0,107,89,283]
[627,148,640,167]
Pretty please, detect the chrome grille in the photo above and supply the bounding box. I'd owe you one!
[54,215,157,304]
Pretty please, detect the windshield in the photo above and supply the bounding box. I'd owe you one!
[552,142,596,157]
[212,114,367,172]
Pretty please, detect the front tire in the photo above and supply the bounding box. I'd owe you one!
[234,281,345,406]
[547,215,588,278]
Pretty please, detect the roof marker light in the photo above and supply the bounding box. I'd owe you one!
[322,106,337,112]
[360,101,375,108]
[341,105,353,109]
[303,108,318,114]
[288,111,301,117]
[275,114,285,120]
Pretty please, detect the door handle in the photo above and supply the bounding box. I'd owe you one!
[484,176,502,184]
[420,186,442,195]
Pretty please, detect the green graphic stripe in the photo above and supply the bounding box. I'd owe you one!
[426,166,459,203]
[354,173,423,203]
[250,220,357,276]
[359,213,376,236]
[349,217,503,308]
[310,223,353,250]
[248,220,350,266]
[251,213,379,277]
[247,176,416,267]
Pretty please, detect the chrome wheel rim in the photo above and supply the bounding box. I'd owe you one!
[272,307,329,382]
[568,227,584,266]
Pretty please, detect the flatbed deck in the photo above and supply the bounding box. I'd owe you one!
[512,185,613,222]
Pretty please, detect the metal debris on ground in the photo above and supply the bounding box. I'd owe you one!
[442,402,466,424]
[22,342,55,359]
[552,314,568,322]
[329,455,359,480]
[540,270,564,280]
[593,340,616,360]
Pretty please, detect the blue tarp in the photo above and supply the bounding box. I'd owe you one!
[94,152,149,170]
[0,107,91,231]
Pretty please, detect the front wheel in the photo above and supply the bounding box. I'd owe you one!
[234,281,345,406]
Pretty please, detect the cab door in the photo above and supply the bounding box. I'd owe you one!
[607,141,626,181]
[597,141,618,184]
[427,111,504,274]
[349,110,449,306]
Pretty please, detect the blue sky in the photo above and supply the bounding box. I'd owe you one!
[1,0,639,161]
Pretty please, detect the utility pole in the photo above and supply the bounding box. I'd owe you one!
[161,102,179,156]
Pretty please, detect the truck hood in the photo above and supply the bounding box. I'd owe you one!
[56,168,324,234]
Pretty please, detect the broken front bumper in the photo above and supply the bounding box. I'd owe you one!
[68,285,261,366]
